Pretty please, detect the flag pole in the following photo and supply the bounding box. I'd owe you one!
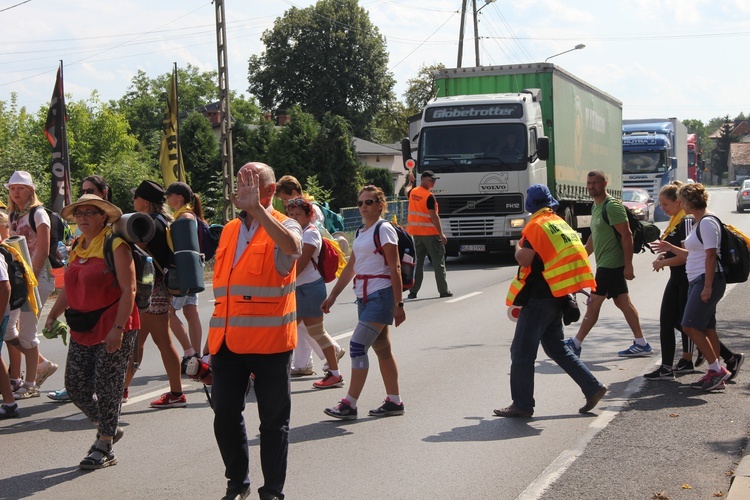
[59,60,71,206]
[173,62,181,176]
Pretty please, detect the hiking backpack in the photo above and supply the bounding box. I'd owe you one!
[311,233,347,283]
[11,206,73,268]
[602,198,659,254]
[313,201,345,235]
[359,220,416,291]
[0,243,29,310]
[695,215,750,284]
[196,217,222,261]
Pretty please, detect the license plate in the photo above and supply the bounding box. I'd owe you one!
[460,244,486,252]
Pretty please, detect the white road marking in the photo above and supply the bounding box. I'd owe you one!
[516,375,646,500]
[445,291,482,303]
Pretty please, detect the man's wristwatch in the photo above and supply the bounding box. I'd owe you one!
[396,301,404,308]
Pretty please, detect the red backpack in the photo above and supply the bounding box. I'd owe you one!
[314,238,341,283]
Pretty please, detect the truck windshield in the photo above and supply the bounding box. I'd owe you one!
[419,124,527,173]
[622,152,667,174]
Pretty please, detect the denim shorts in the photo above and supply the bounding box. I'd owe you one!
[296,277,326,318]
[171,293,198,310]
[682,273,726,330]
[357,286,395,325]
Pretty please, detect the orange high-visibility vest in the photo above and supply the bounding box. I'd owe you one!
[506,209,596,306]
[407,186,439,236]
[208,212,297,355]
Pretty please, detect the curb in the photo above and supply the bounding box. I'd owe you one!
[728,454,750,499]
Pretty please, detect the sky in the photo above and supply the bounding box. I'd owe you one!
[2,0,750,126]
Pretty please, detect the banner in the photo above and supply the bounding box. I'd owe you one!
[44,63,71,213]
[159,67,185,186]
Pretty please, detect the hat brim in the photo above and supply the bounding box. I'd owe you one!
[60,194,122,222]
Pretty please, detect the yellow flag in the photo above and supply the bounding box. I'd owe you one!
[159,69,185,185]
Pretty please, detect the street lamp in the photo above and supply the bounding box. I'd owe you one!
[477,0,496,13]
[544,44,586,63]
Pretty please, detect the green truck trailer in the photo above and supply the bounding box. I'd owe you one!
[402,63,622,255]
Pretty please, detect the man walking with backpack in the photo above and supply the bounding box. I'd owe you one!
[564,170,653,358]
[406,170,452,299]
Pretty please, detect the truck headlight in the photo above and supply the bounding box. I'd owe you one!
[509,218,526,228]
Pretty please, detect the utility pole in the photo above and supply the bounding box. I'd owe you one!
[214,0,236,223]
[456,0,468,68]
[472,0,480,66]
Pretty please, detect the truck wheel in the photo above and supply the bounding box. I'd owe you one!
[564,206,576,230]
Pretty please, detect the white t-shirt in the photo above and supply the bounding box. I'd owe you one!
[0,256,9,317]
[352,220,398,298]
[297,224,323,286]
[684,215,721,282]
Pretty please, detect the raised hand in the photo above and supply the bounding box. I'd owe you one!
[231,167,262,213]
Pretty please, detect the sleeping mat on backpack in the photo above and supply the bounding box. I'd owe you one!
[171,217,204,295]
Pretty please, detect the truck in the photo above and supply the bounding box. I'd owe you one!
[401,63,622,255]
[622,118,687,220]
[687,133,700,182]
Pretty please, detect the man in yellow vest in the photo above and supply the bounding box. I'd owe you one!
[208,162,302,500]
[406,170,452,299]
[495,184,607,418]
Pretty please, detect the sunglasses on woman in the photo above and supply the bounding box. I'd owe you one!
[286,198,309,208]
[356,199,375,207]
[81,188,97,195]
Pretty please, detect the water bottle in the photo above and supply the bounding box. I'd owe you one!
[142,257,155,285]
[57,241,69,265]
[730,248,738,264]
[402,252,415,283]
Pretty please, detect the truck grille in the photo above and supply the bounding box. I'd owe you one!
[448,219,497,237]
[436,194,524,216]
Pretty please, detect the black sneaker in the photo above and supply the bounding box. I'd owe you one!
[644,365,674,380]
[324,399,358,420]
[368,399,405,417]
[222,486,251,500]
[726,353,745,382]
[673,358,695,373]
[439,292,454,298]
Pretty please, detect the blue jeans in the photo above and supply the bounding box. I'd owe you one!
[211,345,292,499]
[510,297,602,412]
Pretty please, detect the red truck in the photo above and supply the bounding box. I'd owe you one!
[687,133,700,181]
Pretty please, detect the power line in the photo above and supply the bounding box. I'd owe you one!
[0,0,31,14]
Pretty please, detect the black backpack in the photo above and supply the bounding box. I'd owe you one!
[11,206,73,268]
[358,220,416,291]
[695,215,750,284]
[197,218,222,261]
[0,243,29,310]
[602,198,658,254]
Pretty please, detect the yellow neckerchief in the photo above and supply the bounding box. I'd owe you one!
[69,227,112,261]
[530,207,554,221]
[661,210,686,241]
[1,242,39,316]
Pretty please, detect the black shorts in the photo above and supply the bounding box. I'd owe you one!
[592,266,628,299]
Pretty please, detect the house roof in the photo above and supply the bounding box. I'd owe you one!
[352,138,400,156]
[709,120,750,139]
[730,142,750,166]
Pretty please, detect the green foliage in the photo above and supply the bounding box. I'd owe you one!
[235,116,277,166]
[361,165,394,197]
[247,0,394,138]
[304,174,333,204]
[266,106,319,182]
[229,93,262,124]
[312,113,363,209]
[99,152,161,212]
[405,63,445,113]
[179,111,223,220]
[371,100,409,144]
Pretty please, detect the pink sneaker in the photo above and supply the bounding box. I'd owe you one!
[149,392,187,409]
[313,372,345,389]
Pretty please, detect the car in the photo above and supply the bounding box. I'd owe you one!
[730,175,750,187]
[621,188,655,222]
[736,179,750,212]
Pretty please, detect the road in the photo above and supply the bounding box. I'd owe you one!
[0,187,748,499]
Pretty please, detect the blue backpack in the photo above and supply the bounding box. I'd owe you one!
[197,218,222,261]
[313,202,345,234]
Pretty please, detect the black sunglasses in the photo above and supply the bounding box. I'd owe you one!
[357,199,375,207]
[81,188,96,195]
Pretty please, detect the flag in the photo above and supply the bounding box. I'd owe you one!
[159,67,185,185]
[45,63,71,213]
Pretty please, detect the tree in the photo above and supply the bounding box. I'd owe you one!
[179,111,222,219]
[247,0,394,139]
[714,116,735,179]
[371,99,409,144]
[361,165,394,197]
[404,63,445,113]
[312,112,362,209]
[266,106,319,182]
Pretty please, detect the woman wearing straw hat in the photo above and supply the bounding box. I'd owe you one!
[4,171,58,399]
[45,194,139,469]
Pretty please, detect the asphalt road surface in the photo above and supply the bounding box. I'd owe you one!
[0,187,748,499]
